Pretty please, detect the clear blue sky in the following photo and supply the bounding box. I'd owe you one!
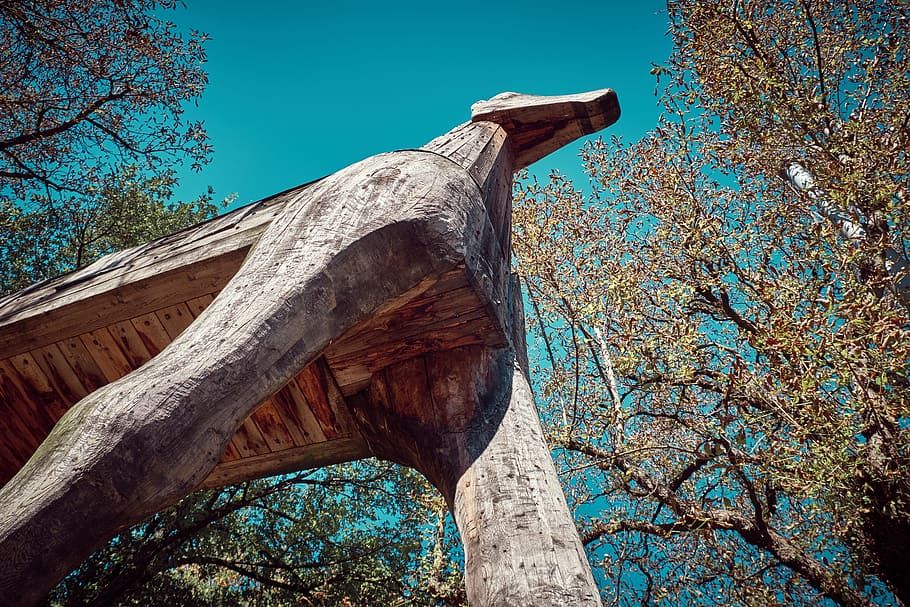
[168,0,673,207]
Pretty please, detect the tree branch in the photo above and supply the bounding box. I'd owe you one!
[0,89,130,151]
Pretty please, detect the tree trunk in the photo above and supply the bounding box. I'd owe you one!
[784,161,910,305]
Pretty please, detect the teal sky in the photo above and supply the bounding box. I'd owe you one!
[168,0,673,207]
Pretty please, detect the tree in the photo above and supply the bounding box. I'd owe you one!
[513,1,909,606]
[0,166,225,295]
[43,461,459,607]
[0,0,215,292]
[0,0,217,297]
[0,0,210,202]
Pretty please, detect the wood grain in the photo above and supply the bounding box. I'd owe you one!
[349,281,601,606]
[0,149,494,605]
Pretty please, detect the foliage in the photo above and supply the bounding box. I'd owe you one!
[0,166,226,295]
[0,0,221,294]
[0,0,210,202]
[513,2,910,606]
[410,491,468,606]
[44,461,462,607]
[0,0,217,293]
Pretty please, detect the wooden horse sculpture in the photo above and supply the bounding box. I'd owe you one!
[0,89,619,606]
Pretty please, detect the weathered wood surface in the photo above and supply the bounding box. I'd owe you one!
[0,89,619,606]
[0,123,515,487]
[0,265,501,486]
[0,183,308,360]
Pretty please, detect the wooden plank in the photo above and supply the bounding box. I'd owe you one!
[218,439,241,463]
[322,263,506,397]
[398,266,471,304]
[0,187,299,331]
[0,420,34,470]
[231,418,270,457]
[383,356,435,424]
[296,358,356,439]
[0,431,26,485]
[186,293,215,318]
[155,303,195,340]
[327,285,491,359]
[108,320,153,369]
[0,250,249,360]
[426,347,483,429]
[130,312,172,357]
[324,363,372,398]
[326,308,499,395]
[0,359,53,483]
[47,238,247,308]
[0,184,311,355]
[271,379,327,446]
[199,436,370,489]
[0,360,53,442]
[80,328,134,383]
[57,337,107,394]
[30,343,89,405]
[228,436,250,459]
[6,353,68,422]
[250,400,296,452]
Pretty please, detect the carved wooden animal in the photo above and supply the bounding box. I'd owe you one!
[0,89,619,606]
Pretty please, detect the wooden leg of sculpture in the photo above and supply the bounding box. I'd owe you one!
[349,282,603,606]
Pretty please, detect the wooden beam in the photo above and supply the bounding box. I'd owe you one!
[199,437,369,489]
[0,184,306,360]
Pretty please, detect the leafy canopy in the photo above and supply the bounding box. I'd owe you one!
[514,2,910,606]
[0,0,210,201]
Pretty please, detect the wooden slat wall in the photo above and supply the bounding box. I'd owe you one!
[0,263,506,488]
[0,291,357,488]
[0,170,509,490]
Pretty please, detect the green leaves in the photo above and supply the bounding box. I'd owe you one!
[46,462,453,607]
[0,166,228,295]
[514,2,910,605]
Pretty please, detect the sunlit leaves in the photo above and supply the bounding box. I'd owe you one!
[0,0,210,201]
[0,166,227,295]
[45,462,453,607]
[514,2,910,606]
